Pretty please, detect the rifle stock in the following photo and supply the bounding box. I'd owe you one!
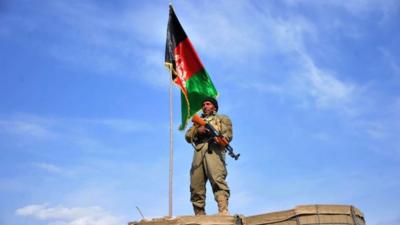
[192,114,207,126]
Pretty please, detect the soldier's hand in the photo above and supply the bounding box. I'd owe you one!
[197,126,208,135]
[214,136,228,147]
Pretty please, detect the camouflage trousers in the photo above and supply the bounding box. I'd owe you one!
[190,143,230,209]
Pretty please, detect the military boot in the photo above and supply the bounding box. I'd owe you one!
[193,206,206,216]
[217,196,229,216]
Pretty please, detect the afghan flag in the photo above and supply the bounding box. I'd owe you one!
[165,5,218,130]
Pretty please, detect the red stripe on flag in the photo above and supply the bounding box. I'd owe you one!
[175,77,188,96]
[173,38,204,81]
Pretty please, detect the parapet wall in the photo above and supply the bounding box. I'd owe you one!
[244,204,364,225]
[129,204,365,225]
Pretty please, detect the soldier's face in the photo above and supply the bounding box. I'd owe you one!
[202,101,216,116]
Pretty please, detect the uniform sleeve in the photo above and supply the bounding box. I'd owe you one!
[185,124,198,143]
[219,115,233,142]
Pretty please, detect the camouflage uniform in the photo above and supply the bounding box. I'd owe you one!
[185,112,233,213]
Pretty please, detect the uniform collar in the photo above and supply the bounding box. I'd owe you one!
[202,111,217,118]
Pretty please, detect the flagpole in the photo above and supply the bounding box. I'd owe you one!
[168,67,174,218]
[168,1,174,218]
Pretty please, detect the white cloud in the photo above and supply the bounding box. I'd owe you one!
[353,110,400,142]
[0,114,161,157]
[258,10,356,111]
[269,16,316,54]
[170,0,358,113]
[284,0,399,20]
[0,118,56,139]
[32,162,79,178]
[46,1,169,89]
[167,0,317,73]
[297,54,355,109]
[328,0,399,21]
[362,121,388,139]
[45,1,137,73]
[170,1,279,67]
[311,132,331,142]
[84,118,157,133]
[379,47,400,82]
[226,9,357,113]
[0,114,155,137]
[238,82,285,96]
[33,163,65,174]
[394,98,400,114]
[138,48,170,88]
[1,0,168,88]
[16,204,123,225]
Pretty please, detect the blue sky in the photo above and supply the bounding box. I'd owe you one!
[1,0,399,225]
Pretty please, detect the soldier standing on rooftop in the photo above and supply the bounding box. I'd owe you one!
[185,97,233,216]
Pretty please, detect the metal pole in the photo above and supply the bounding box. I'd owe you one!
[168,1,174,217]
[168,68,174,217]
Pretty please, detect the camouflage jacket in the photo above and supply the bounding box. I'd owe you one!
[185,113,233,151]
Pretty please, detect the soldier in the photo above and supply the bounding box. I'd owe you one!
[185,97,233,216]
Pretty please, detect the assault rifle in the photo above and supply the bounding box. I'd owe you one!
[192,114,240,160]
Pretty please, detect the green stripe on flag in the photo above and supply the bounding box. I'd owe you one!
[179,69,218,130]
